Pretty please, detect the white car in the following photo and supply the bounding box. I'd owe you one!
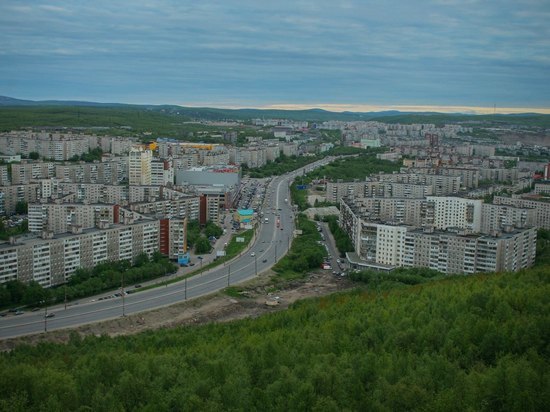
[250,252,255,257]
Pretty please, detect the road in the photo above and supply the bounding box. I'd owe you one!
[0,157,335,339]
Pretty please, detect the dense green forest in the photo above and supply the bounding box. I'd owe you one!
[0,264,547,411]
[245,154,319,178]
[306,152,401,181]
[0,106,248,141]
[2,102,549,127]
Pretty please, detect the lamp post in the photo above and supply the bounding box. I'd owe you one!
[227,264,231,287]
[64,284,67,310]
[121,270,125,317]
[184,278,187,300]
[254,255,258,277]
[44,304,48,333]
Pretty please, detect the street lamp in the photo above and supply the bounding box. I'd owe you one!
[44,303,48,333]
[254,255,258,277]
[121,270,126,317]
[227,264,231,287]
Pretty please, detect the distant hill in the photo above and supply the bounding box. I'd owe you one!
[1,95,549,126]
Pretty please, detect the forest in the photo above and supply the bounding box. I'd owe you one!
[0,263,547,411]
[306,151,401,181]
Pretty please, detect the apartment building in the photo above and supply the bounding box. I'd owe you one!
[402,227,537,274]
[427,196,483,232]
[378,173,461,195]
[0,131,93,161]
[28,203,117,234]
[326,179,433,204]
[0,166,9,186]
[0,219,160,287]
[129,196,200,220]
[159,218,187,259]
[480,203,536,234]
[0,184,41,215]
[55,159,127,184]
[151,159,174,186]
[493,195,550,230]
[11,162,56,184]
[340,196,537,274]
[129,147,152,185]
[534,182,550,195]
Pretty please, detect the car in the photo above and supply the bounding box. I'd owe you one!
[262,259,267,263]
[250,252,255,257]
[134,284,142,288]
[15,310,24,315]
[45,313,55,318]
[0,312,7,317]
[32,307,41,312]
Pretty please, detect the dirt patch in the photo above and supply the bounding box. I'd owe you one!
[0,270,353,351]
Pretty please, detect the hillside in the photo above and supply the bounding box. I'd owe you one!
[2,96,550,127]
[0,265,548,411]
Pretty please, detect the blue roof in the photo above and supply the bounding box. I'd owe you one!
[237,209,254,216]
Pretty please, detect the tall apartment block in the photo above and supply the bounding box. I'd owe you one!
[129,147,152,185]
[0,219,159,287]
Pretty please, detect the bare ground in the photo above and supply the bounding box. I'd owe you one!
[0,270,353,351]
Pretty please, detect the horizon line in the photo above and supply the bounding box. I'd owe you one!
[177,102,550,115]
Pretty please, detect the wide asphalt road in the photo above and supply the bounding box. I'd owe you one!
[0,157,334,339]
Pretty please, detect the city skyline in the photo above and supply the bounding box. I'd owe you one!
[1,1,549,112]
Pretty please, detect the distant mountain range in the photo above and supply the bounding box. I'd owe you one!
[0,95,547,124]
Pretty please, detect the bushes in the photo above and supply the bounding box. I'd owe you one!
[272,214,326,280]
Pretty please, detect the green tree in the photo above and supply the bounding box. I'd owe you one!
[205,221,223,238]
[194,236,212,254]
[15,201,28,215]
[28,152,40,160]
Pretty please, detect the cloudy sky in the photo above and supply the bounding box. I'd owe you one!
[1,0,549,112]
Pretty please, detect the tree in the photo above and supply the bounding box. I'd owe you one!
[28,151,40,160]
[134,252,150,267]
[205,221,223,238]
[194,236,212,254]
[15,201,28,215]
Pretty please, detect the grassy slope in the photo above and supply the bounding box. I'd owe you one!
[0,265,548,411]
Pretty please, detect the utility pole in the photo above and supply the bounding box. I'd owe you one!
[184,278,187,300]
[64,285,67,310]
[227,264,231,287]
[254,255,258,277]
[44,305,48,332]
[274,242,277,262]
[121,270,125,317]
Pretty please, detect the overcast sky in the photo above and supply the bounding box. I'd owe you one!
[1,0,549,112]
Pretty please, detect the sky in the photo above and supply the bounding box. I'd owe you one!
[1,0,549,113]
